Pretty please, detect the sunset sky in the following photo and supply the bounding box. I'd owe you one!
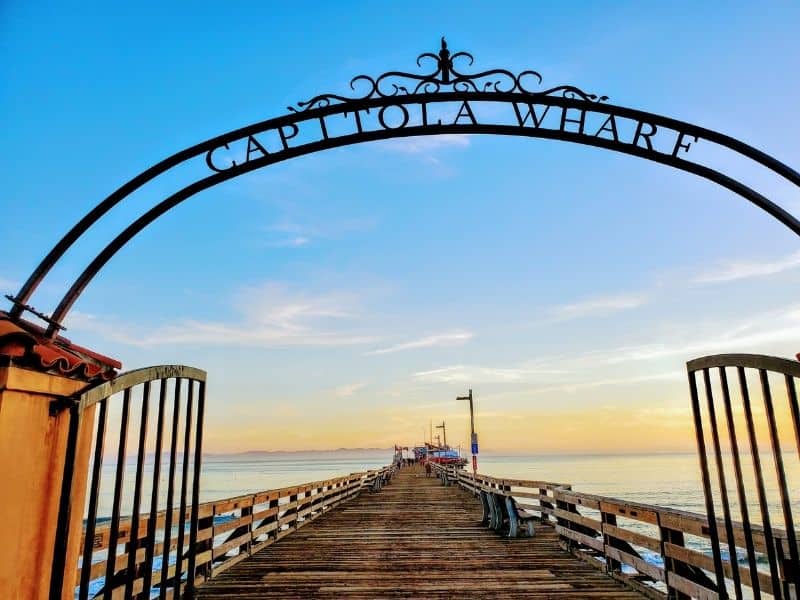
[2,2,800,453]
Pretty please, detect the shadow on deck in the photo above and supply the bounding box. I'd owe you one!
[196,465,645,599]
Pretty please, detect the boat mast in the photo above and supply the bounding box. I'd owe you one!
[436,421,447,448]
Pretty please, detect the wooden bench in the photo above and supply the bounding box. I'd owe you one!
[480,490,535,538]
[439,468,455,487]
[366,468,393,492]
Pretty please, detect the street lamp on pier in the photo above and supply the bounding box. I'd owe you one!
[457,389,478,473]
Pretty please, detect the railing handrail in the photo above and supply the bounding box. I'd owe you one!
[460,470,569,490]
[445,465,793,542]
[432,462,797,598]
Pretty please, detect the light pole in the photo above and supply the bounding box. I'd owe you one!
[457,389,478,473]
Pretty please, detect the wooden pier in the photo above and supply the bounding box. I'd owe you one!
[65,454,793,599]
[196,465,644,599]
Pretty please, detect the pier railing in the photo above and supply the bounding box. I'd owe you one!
[76,465,394,598]
[433,463,795,599]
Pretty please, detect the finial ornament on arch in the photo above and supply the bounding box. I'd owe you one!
[288,36,608,113]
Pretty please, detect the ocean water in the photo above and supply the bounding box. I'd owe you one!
[92,449,392,517]
[478,452,709,513]
[199,450,392,503]
[92,449,799,523]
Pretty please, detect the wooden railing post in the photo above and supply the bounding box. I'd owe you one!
[540,487,554,524]
[601,511,622,574]
[240,503,253,555]
[268,496,279,542]
[288,492,298,528]
[197,511,214,582]
[554,491,573,550]
[660,525,691,600]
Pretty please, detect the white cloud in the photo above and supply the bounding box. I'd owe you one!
[366,330,473,355]
[570,303,800,366]
[693,250,800,284]
[551,293,648,320]
[333,382,367,398]
[413,364,566,384]
[526,371,682,395]
[605,325,800,365]
[262,217,376,248]
[265,236,310,248]
[380,134,470,154]
[407,304,800,393]
[67,283,378,348]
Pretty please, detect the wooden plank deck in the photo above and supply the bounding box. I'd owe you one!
[197,465,647,599]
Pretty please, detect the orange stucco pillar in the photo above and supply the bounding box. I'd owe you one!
[0,365,89,598]
[0,315,119,600]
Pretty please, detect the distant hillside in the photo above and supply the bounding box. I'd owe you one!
[205,447,393,458]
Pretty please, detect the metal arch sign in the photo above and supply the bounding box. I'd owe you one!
[204,93,700,174]
[6,38,800,334]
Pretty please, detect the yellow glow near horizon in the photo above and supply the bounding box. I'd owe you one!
[201,401,698,454]
[199,377,800,455]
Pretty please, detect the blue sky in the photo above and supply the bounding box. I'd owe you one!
[2,2,800,452]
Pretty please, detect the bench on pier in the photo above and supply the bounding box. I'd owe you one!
[480,489,536,538]
[430,465,537,538]
[439,468,455,487]
[366,465,396,492]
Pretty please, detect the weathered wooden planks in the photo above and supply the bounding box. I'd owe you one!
[197,466,645,599]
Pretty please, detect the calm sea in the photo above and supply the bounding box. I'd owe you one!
[95,449,798,520]
[200,451,708,511]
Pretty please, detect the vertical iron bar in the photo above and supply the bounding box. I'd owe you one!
[142,379,167,597]
[787,373,800,595]
[79,399,108,600]
[103,388,132,600]
[124,382,150,600]
[777,540,790,599]
[173,380,194,599]
[718,367,759,597]
[786,374,800,460]
[160,379,182,599]
[688,369,728,598]
[738,367,782,598]
[187,380,206,592]
[703,368,743,599]
[759,369,800,598]
[49,402,81,600]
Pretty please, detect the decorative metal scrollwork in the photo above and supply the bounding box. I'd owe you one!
[289,37,608,112]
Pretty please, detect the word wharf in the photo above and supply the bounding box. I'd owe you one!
[205,99,700,172]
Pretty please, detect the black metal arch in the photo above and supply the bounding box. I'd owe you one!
[6,38,800,336]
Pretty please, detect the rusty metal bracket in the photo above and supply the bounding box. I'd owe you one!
[4,294,66,331]
[48,395,78,417]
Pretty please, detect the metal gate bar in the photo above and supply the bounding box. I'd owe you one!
[142,379,167,596]
[688,354,800,600]
[719,367,760,597]
[50,365,206,600]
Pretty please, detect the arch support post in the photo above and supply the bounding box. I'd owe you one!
[0,316,119,599]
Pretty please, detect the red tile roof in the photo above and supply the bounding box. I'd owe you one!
[0,314,120,381]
